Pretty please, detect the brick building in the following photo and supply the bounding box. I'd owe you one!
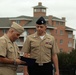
[0,2,75,53]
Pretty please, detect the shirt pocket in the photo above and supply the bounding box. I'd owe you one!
[44,44,52,54]
[7,46,14,58]
[31,42,39,48]
[45,44,52,49]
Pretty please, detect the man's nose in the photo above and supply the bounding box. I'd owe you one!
[38,27,41,29]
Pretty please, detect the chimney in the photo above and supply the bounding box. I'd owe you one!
[62,17,66,21]
[38,2,42,6]
[48,15,53,25]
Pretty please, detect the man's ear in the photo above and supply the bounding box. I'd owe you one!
[10,28,14,33]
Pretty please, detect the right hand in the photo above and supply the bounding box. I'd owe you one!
[24,72,29,75]
[15,59,26,65]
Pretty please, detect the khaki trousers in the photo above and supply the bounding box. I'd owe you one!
[0,67,17,75]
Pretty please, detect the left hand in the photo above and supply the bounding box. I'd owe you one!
[54,71,59,75]
[24,53,30,58]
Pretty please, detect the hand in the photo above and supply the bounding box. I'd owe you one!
[24,53,30,58]
[15,59,26,65]
[54,71,59,75]
[24,72,29,75]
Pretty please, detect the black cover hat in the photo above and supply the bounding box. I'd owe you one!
[36,16,46,25]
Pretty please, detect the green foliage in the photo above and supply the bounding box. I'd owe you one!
[69,50,76,65]
[58,49,76,69]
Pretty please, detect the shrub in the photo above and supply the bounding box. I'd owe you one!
[58,49,76,69]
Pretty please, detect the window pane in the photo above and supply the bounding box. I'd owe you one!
[60,39,63,44]
[68,32,72,38]
[60,30,63,35]
[68,41,72,47]
[46,29,51,34]
[3,29,8,33]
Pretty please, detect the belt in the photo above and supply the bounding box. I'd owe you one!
[35,62,52,66]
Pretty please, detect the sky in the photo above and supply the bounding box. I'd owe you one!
[0,0,76,38]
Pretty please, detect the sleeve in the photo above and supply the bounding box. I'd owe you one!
[22,36,31,53]
[52,37,60,54]
[0,39,7,57]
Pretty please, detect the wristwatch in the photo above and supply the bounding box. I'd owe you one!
[14,59,17,65]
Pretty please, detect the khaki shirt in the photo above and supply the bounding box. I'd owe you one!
[22,32,59,63]
[0,34,20,68]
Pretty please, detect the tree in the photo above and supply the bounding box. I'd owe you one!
[58,49,76,75]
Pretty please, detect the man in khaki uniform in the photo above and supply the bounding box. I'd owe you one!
[0,22,25,75]
[22,16,60,75]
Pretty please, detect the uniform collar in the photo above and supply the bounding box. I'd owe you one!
[33,32,38,38]
[4,34,13,43]
[33,32,50,39]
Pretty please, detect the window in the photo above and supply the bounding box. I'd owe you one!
[34,9,40,12]
[15,20,20,24]
[60,39,63,44]
[3,29,8,33]
[60,22,64,25]
[60,48,63,52]
[56,21,59,25]
[15,39,22,46]
[68,32,72,38]
[34,9,36,12]
[15,30,27,46]
[22,30,27,41]
[46,29,51,34]
[34,8,46,12]
[68,41,72,47]
[41,9,46,12]
[60,30,63,35]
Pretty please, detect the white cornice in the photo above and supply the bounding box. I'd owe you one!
[0,27,10,28]
[9,18,32,20]
[65,29,75,31]
[24,26,54,29]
